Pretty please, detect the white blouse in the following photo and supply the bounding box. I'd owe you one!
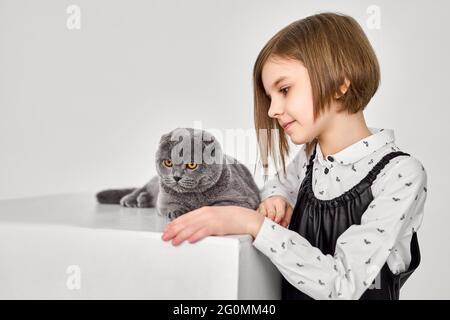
[252,127,428,300]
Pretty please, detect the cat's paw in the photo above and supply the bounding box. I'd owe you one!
[119,193,138,207]
[168,209,185,220]
[137,191,152,208]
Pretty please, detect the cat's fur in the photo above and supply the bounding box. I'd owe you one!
[96,128,261,220]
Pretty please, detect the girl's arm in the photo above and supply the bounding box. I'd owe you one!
[259,145,308,208]
[252,157,428,300]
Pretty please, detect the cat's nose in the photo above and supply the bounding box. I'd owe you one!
[173,176,182,182]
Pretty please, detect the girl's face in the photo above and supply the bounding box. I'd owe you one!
[261,56,336,145]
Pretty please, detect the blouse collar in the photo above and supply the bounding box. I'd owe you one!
[314,127,395,166]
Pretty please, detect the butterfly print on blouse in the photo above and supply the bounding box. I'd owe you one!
[344,269,351,280]
[363,141,369,147]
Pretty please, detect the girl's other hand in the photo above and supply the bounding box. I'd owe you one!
[257,196,293,228]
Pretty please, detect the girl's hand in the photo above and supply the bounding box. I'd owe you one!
[257,196,293,228]
[161,206,265,246]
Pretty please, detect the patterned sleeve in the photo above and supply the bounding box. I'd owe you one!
[252,157,428,300]
[259,145,308,208]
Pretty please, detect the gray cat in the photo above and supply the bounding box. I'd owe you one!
[96,128,261,220]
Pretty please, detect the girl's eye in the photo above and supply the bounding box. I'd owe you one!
[163,159,173,167]
[280,87,289,96]
[186,162,198,170]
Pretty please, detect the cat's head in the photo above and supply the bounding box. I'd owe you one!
[155,128,225,193]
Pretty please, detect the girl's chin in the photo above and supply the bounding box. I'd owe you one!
[288,133,304,145]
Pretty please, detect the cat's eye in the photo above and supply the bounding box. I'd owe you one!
[163,159,173,167]
[186,162,198,170]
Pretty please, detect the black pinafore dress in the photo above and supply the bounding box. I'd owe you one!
[282,146,421,300]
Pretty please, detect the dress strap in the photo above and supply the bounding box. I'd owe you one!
[363,151,410,185]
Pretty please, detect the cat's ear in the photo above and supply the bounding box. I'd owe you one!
[202,131,216,146]
[202,131,223,164]
[159,132,171,144]
[159,131,183,145]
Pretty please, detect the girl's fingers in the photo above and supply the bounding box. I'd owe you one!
[258,204,267,216]
[188,227,210,244]
[170,224,202,246]
[162,207,213,246]
[284,205,294,225]
[274,201,286,223]
[162,218,197,243]
[266,203,277,220]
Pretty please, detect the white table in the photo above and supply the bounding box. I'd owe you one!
[0,192,281,299]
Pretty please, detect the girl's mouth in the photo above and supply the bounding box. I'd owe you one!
[283,121,295,130]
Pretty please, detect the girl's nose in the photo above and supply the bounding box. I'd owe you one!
[268,101,284,118]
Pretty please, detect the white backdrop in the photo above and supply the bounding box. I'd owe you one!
[0,0,448,299]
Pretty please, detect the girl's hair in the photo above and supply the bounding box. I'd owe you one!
[253,12,380,178]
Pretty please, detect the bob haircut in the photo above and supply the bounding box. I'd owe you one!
[253,12,380,178]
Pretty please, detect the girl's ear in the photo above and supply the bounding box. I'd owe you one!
[334,78,351,99]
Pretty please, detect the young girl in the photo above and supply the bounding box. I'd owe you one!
[161,12,428,300]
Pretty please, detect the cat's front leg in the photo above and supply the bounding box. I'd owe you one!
[158,205,190,221]
[120,187,146,207]
[167,209,188,220]
[136,191,153,208]
[210,198,259,210]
